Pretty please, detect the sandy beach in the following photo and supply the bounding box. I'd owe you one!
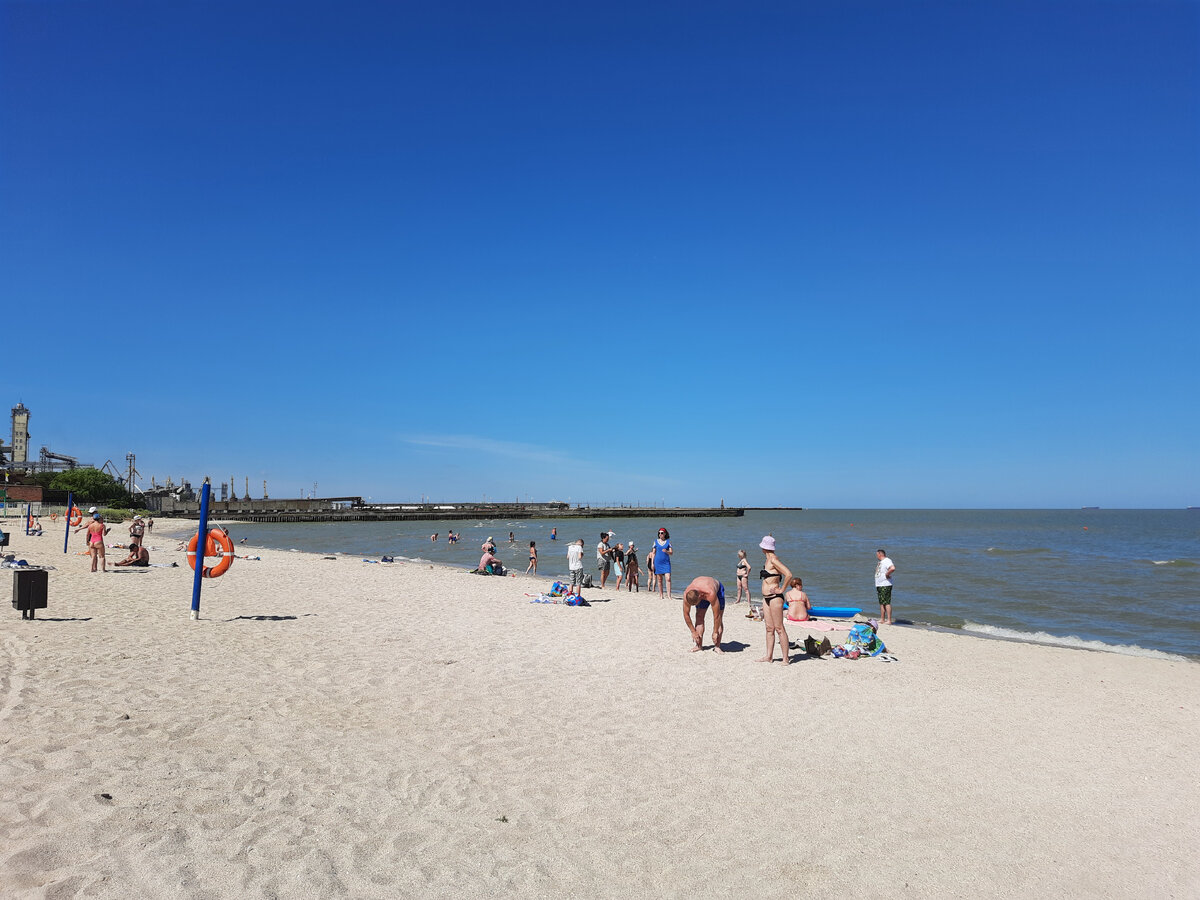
[1,521,1197,898]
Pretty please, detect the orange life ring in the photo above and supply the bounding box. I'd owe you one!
[186,527,235,578]
[68,506,82,527]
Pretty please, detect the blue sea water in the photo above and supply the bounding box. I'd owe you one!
[213,509,1199,660]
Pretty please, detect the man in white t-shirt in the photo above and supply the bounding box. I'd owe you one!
[567,539,585,594]
[874,549,896,625]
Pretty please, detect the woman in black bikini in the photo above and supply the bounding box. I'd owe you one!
[756,535,794,664]
[526,541,537,575]
[734,549,751,604]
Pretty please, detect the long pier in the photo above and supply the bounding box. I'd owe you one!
[160,498,743,523]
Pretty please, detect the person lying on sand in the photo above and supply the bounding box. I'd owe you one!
[784,577,811,622]
[682,576,726,653]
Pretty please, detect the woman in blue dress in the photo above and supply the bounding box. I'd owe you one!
[653,528,673,599]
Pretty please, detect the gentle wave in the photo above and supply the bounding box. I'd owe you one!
[1148,559,1197,568]
[984,547,1055,555]
[961,622,1188,661]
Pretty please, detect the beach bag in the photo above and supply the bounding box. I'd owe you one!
[803,636,833,657]
[582,574,594,588]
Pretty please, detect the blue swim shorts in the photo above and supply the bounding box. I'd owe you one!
[697,581,726,611]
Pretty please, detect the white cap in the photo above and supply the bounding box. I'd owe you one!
[133,514,142,519]
[88,506,98,513]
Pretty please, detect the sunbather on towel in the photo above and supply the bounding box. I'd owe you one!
[784,578,811,622]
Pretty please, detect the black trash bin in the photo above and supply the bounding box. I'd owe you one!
[13,569,48,620]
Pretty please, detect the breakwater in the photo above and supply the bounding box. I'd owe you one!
[162,499,743,523]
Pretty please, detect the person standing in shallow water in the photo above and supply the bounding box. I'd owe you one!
[875,549,896,625]
[756,535,793,664]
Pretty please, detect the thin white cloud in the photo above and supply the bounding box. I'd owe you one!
[403,434,572,466]
[402,433,684,493]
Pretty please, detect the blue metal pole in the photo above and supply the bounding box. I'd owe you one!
[63,492,74,554]
[190,481,211,620]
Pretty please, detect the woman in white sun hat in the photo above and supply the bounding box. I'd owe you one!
[756,535,794,665]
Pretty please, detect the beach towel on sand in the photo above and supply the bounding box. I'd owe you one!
[784,619,851,631]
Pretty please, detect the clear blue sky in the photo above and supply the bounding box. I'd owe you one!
[3,1,1197,507]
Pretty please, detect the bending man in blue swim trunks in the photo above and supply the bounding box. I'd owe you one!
[682,576,725,653]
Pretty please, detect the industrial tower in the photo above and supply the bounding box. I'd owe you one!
[10,404,30,463]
